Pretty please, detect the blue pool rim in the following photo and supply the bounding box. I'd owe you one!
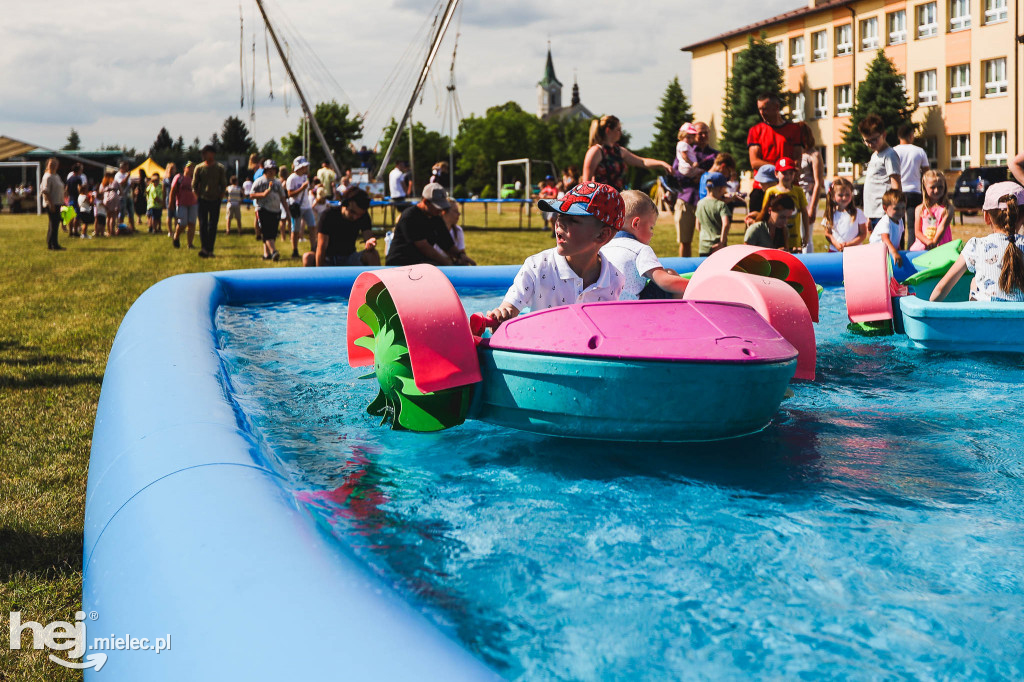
[83,253,868,680]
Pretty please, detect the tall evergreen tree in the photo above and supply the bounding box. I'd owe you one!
[719,35,785,172]
[220,116,256,156]
[649,77,693,163]
[150,128,173,154]
[186,137,202,158]
[63,128,81,151]
[840,50,916,165]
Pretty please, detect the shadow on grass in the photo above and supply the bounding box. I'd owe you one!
[0,528,82,582]
[0,339,99,387]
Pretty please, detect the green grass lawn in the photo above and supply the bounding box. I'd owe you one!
[0,199,822,678]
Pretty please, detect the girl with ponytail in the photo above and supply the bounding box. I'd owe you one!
[581,115,672,191]
[931,182,1024,302]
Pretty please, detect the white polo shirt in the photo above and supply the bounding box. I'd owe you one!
[600,234,663,300]
[503,247,625,312]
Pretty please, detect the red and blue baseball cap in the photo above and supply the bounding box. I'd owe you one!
[537,182,624,230]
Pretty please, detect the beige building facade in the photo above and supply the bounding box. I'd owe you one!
[683,0,1022,178]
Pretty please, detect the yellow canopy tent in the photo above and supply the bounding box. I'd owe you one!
[131,157,166,179]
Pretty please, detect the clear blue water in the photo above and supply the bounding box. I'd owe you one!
[216,288,1024,680]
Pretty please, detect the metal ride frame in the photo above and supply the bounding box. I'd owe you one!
[0,161,41,214]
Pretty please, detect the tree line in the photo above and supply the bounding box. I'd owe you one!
[61,42,912,195]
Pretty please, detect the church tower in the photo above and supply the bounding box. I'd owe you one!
[537,45,562,118]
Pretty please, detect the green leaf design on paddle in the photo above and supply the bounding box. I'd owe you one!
[355,282,471,432]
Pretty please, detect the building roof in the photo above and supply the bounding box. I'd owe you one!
[538,47,563,89]
[680,0,853,52]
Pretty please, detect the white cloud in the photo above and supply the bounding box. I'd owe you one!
[0,0,805,157]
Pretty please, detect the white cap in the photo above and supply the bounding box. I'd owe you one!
[292,156,309,171]
[982,181,1024,211]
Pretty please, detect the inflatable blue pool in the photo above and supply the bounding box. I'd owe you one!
[87,253,1024,680]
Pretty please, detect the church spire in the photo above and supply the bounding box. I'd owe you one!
[571,71,580,106]
[538,43,562,89]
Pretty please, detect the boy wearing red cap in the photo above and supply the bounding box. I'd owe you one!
[760,156,810,252]
[485,182,625,324]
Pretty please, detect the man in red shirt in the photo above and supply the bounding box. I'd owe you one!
[747,93,805,172]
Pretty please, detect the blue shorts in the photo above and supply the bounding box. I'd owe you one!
[177,204,198,225]
[147,208,163,219]
[291,207,316,231]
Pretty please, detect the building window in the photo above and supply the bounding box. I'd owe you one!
[949,0,971,31]
[898,75,907,95]
[916,70,938,105]
[813,89,828,118]
[888,10,907,44]
[921,137,939,168]
[984,131,1007,166]
[790,91,806,122]
[985,0,1008,23]
[790,36,805,66]
[984,58,1007,96]
[812,31,828,61]
[860,17,879,50]
[835,25,853,55]
[773,42,785,68]
[949,64,971,101]
[835,85,853,115]
[837,152,854,176]
[951,134,971,169]
[917,2,938,39]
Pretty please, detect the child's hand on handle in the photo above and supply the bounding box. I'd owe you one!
[479,303,520,330]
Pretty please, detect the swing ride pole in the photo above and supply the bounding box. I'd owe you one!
[254,0,341,178]
[375,0,461,182]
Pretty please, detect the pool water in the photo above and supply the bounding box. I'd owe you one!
[216,288,1024,680]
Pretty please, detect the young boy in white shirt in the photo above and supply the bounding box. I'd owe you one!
[859,114,902,229]
[868,189,906,267]
[601,190,689,300]
[485,182,626,323]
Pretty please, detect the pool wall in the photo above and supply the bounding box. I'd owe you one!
[82,253,885,680]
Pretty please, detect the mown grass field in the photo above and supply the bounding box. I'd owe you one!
[0,201,987,679]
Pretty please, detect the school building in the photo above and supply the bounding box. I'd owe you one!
[682,0,1022,177]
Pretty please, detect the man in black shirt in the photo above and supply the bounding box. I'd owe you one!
[385,183,469,266]
[303,187,379,267]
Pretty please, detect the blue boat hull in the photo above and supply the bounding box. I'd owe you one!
[469,349,798,442]
[900,295,1024,352]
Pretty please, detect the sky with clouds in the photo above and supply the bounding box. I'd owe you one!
[0,0,799,155]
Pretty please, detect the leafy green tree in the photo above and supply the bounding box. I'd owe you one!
[207,133,221,152]
[220,116,257,156]
[649,77,693,163]
[378,119,451,194]
[455,102,552,196]
[546,116,591,178]
[280,100,362,171]
[186,136,202,159]
[720,35,785,172]
[63,128,81,151]
[840,50,916,165]
[259,138,282,165]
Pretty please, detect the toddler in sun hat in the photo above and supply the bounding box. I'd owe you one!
[484,182,626,324]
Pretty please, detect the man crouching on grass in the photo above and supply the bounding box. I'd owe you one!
[484,182,625,324]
